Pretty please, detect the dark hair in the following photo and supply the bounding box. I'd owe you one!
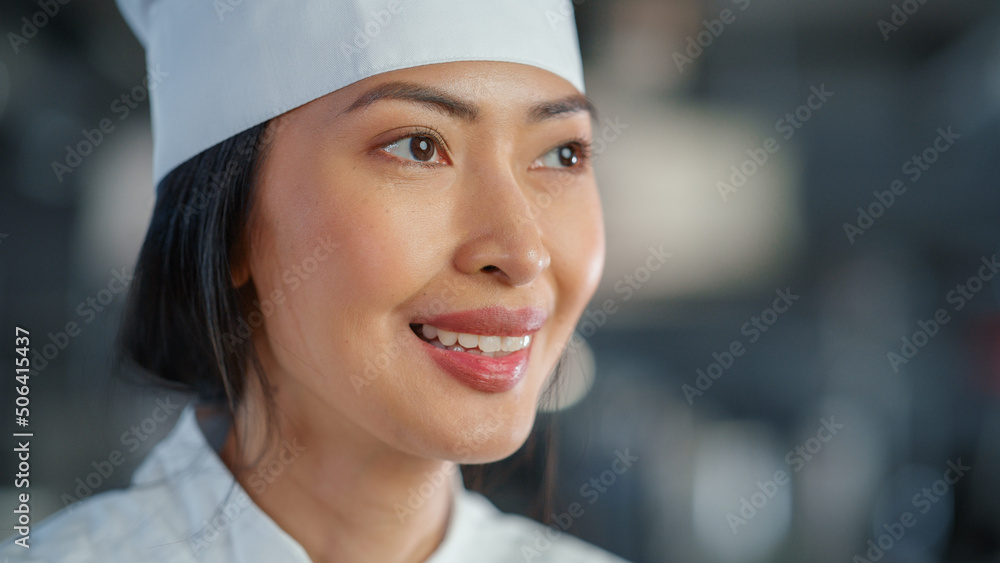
[119,121,273,415]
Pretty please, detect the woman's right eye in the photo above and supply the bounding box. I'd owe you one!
[382,136,446,165]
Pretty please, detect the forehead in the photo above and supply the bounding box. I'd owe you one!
[295,61,591,123]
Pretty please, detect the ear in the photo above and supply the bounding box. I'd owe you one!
[231,259,251,288]
[230,241,252,288]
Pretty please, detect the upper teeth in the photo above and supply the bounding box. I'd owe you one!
[421,324,531,353]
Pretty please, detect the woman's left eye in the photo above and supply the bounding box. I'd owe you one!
[534,142,589,170]
[383,136,443,164]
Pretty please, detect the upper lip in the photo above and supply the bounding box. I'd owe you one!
[414,306,548,337]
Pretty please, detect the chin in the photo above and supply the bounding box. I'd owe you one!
[393,391,543,465]
[447,423,538,465]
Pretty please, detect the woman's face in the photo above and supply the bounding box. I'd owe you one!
[242,61,604,463]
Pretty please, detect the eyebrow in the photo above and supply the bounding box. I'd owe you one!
[343,81,595,123]
[344,82,479,120]
[527,94,597,123]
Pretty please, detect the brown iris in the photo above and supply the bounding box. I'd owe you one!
[558,145,578,167]
[410,136,435,161]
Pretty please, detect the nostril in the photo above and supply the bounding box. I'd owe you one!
[482,265,500,273]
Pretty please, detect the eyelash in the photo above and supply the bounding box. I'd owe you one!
[376,130,594,171]
[377,127,450,168]
[556,137,594,170]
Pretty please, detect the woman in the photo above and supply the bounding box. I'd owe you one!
[6,1,626,561]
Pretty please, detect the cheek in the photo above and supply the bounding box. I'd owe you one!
[545,181,606,324]
[247,180,440,393]
[516,181,604,399]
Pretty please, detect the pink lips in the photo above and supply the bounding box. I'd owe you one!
[414,306,547,393]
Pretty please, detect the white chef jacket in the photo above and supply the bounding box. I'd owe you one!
[2,404,629,562]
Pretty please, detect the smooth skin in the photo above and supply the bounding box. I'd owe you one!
[221,61,605,563]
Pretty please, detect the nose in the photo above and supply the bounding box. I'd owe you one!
[453,167,551,287]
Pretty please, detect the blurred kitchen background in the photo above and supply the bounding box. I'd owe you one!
[2,0,999,561]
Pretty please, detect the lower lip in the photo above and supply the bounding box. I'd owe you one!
[417,337,531,393]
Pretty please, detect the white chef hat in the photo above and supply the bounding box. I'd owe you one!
[115,0,586,187]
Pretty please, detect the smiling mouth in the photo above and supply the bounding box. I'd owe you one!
[410,323,532,358]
